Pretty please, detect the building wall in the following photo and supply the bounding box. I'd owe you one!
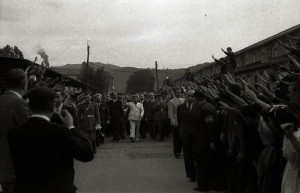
[192,25,300,86]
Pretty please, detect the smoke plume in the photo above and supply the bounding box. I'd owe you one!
[37,48,49,67]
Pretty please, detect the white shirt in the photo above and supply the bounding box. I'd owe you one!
[8,90,22,99]
[31,114,50,122]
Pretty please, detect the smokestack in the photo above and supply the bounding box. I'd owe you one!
[37,48,49,67]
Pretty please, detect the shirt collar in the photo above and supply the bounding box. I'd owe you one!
[31,114,50,122]
[8,90,22,99]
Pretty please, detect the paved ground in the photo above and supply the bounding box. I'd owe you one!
[74,137,226,193]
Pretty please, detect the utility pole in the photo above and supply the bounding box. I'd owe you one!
[155,61,159,92]
[86,40,90,89]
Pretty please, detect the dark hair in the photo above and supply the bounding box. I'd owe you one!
[28,87,55,113]
[5,69,26,89]
[194,90,206,100]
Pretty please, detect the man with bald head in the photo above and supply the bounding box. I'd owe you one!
[0,69,29,193]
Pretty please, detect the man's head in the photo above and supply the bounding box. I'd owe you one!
[193,90,206,102]
[185,90,195,103]
[111,92,117,100]
[227,47,233,53]
[53,89,66,107]
[288,80,300,102]
[28,87,55,115]
[139,94,144,101]
[95,94,102,103]
[84,94,91,104]
[148,92,154,100]
[173,88,181,98]
[132,95,138,103]
[5,69,28,95]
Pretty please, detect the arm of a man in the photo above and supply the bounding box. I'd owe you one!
[58,125,94,162]
[13,99,30,127]
[168,100,176,126]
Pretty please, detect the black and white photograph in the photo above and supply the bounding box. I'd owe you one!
[0,0,300,193]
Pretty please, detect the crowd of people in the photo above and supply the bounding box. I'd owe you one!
[0,34,299,193]
[167,36,300,192]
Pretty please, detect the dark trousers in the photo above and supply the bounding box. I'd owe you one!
[182,139,196,179]
[83,130,97,153]
[172,126,182,155]
[96,130,104,146]
[110,120,121,140]
[0,182,15,193]
[194,147,211,191]
[139,119,147,138]
[147,120,156,139]
[155,120,164,140]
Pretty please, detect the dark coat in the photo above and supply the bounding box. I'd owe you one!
[194,101,218,149]
[177,102,200,141]
[97,102,110,127]
[8,117,94,193]
[106,100,123,122]
[154,100,168,121]
[0,91,29,182]
[78,102,100,131]
[145,100,155,121]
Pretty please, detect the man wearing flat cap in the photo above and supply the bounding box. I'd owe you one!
[8,87,94,193]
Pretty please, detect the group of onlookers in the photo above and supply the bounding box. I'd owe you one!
[172,36,300,192]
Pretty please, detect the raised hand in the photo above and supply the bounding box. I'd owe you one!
[242,89,258,102]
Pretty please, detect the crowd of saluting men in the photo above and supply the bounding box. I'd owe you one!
[0,34,299,193]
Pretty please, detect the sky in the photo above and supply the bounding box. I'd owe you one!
[1,0,300,69]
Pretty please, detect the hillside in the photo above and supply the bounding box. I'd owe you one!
[52,62,210,92]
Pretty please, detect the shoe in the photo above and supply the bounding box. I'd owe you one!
[130,137,134,143]
[158,138,163,142]
[112,138,116,142]
[193,187,208,192]
[189,178,196,182]
[116,138,120,142]
[135,138,139,141]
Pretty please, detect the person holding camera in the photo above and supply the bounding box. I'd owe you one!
[8,87,94,193]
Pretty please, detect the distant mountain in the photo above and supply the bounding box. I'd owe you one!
[52,62,211,92]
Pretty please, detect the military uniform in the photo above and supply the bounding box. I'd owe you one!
[78,102,100,153]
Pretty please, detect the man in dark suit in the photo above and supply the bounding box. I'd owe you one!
[177,90,199,182]
[193,90,218,192]
[8,87,94,193]
[145,92,156,140]
[139,94,147,138]
[106,92,123,142]
[0,69,29,193]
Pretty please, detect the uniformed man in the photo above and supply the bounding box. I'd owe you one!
[94,94,110,146]
[193,90,218,192]
[78,94,101,153]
